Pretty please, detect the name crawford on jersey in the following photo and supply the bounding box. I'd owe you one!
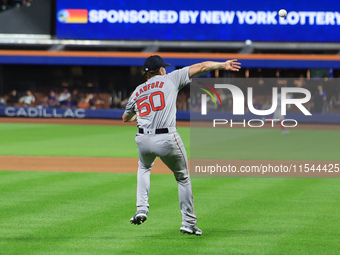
[133,82,164,101]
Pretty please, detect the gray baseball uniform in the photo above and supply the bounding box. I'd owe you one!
[124,66,197,227]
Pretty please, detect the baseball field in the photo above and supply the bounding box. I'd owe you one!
[0,118,339,254]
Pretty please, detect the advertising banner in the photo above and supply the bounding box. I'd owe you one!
[56,0,340,42]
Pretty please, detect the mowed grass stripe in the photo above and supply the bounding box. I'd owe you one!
[0,175,339,254]
[1,122,338,160]
[214,178,321,254]
[41,174,213,255]
[0,171,136,253]
[179,178,339,254]
[271,178,340,254]
[191,128,339,161]
[0,172,185,254]
[0,123,190,158]
[0,171,130,220]
[123,177,255,255]
[0,124,138,158]
[44,174,185,255]
[0,170,58,185]
[0,172,134,224]
[0,171,71,192]
[184,178,293,254]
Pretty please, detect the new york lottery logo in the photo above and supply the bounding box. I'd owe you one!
[57,9,88,24]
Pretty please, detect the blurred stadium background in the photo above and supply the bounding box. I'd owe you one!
[0,0,339,118]
[0,1,339,254]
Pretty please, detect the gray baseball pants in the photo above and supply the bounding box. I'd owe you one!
[135,131,197,226]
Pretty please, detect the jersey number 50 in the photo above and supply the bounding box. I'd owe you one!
[137,91,165,117]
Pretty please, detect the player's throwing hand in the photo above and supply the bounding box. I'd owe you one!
[225,59,241,72]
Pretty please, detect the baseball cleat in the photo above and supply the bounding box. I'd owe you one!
[180,225,202,236]
[130,210,148,225]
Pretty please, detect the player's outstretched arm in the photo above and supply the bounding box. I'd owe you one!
[189,59,241,78]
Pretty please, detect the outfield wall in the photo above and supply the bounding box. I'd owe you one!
[0,106,339,124]
[0,106,188,121]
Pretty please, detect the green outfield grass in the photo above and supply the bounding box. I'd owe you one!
[0,122,339,254]
[0,171,339,255]
[191,127,340,161]
[0,123,339,160]
[0,123,190,158]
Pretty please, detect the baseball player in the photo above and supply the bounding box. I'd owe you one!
[122,55,241,235]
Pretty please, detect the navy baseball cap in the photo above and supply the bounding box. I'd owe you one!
[144,55,171,72]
